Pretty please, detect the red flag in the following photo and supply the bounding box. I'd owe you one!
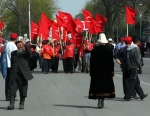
[38,13,53,40]
[52,22,60,41]
[95,14,107,32]
[63,28,69,42]
[0,17,4,30]
[75,18,84,33]
[31,22,39,40]
[58,11,68,28]
[58,11,76,33]
[82,9,92,28]
[72,33,83,46]
[126,6,136,24]
[56,15,64,27]
[89,19,99,34]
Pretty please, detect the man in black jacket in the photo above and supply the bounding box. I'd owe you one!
[7,39,34,110]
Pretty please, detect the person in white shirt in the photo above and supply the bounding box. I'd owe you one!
[5,33,18,101]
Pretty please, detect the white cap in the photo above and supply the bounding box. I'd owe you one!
[26,39,30,42]
[98,33,108,44]
[108,38,113,41]
[17,36,23,41]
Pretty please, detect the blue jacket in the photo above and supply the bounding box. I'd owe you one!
[0,45,7,79]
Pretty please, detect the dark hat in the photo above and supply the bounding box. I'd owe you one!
[15,41,21,45]
[30,44,36,49]
[10,33,18,39]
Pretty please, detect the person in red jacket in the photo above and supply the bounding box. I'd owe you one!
[40,40,53,74]
[65,40,75,74]
[51,40,61,73]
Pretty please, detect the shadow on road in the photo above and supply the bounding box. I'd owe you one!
[0,100,7,101]
[53,104,98,109]
[0,107,7,110]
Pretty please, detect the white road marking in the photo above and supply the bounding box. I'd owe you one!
[115,74,150,86]
[143,58,150,61]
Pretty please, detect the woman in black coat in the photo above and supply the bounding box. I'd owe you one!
[89,33,115,108]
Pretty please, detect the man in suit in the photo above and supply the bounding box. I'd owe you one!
[7,39,34,110]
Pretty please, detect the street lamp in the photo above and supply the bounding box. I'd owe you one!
[139,4,143,39]
[28,0,31,41]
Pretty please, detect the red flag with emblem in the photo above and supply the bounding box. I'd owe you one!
[52,22,60,41]
[75,18,84,33]
[58,11,76,33]
[82,9,92,29]
[58,11,68,28]
[72,32,83,46]
[31,22,39,40]
[56,15,64,27]
[95,14,107,32]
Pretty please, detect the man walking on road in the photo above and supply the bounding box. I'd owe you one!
[116,36,148,101]
[7,39,34,110]
[89,33,115,108]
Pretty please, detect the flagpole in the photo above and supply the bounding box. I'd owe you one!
[126,24,128,36]
[59,27,63,54]
[28,0,31,42]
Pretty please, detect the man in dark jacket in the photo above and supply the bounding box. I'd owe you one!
[114,37,138,99]
[123,36,148,101]
[7,39,34,110]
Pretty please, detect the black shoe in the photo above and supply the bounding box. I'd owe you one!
[141,94,148,100]
[124,98,134,101]
[44,72,46,74]
[98,99,104,108]
[131,96,139,99]
[7,102,14,110]
[19,103,24,110]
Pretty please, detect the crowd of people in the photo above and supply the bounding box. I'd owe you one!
[0,31,149,110]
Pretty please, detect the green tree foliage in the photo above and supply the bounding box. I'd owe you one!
[3,0,58,36]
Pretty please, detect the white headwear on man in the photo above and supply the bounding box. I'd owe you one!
[17,36,23,41]
[26,39,30,43]
[98,33,108,44]
[108,38,113,42]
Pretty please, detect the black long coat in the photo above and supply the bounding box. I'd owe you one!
[89,45,115,99]
[9,44,34,83]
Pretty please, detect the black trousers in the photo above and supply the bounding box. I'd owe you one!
[10,72,28,98]
[62,59,66,72]
[66,57,73,73]
[52,57,59,73]
[74,54,79,70]
[81,57,86,72]
[124,68,144,100]
[5,68,11,100]
[43,59,51,73]
[123,68,137,97]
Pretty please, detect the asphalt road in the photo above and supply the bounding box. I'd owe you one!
[0,58,150,116]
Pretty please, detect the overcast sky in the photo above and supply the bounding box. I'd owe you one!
[57,0,88,17]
